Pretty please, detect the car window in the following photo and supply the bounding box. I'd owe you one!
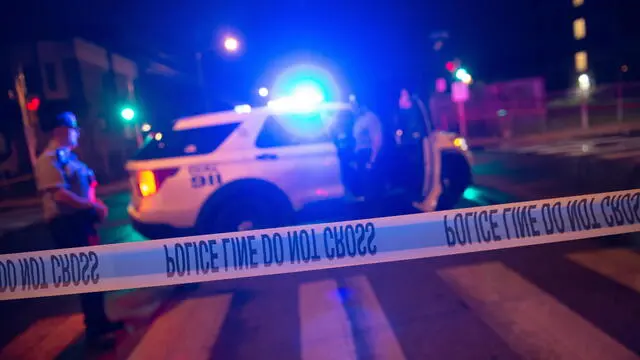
[256,112,334,148]
[132,122,240,160]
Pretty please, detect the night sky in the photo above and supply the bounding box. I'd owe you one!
[1,0,638,94]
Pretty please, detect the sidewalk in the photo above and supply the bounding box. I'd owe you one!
[0,181,130,211]
[468,122,640,149]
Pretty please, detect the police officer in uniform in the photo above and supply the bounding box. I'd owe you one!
[351,102,388,207]
[394,89,430,193]
[34,111,123,348]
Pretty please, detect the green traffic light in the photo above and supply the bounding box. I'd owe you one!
[455,68,469,81]
[120,107,135,121]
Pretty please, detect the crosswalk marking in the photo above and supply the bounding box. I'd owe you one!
[7,248,640,359]
[299,280,357,360]
[567,140,640,157]
[500,136,640,163]
[127,291,232,359]
[567,249,640,294]
[0,314,84,360]
[509,138,623,155]
[106,286,175,321]
[601,149,640,160]
[438,262,638,360]
[343,276,406,360]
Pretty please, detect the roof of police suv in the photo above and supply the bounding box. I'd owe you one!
[173,102,353,131]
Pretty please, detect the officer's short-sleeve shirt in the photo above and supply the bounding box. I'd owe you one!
[35,148,94,221]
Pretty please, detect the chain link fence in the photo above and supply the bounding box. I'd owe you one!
[429,81,640,141]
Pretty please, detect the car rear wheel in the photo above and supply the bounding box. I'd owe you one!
[436,153,471,211]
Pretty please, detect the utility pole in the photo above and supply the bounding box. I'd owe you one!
[127,78,143,147]
[195,51,210,112]
[14,66,37,169]
[617,67,625,123]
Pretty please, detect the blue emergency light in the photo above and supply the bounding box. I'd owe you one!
[234,104,252,114]
[267,82,326,113]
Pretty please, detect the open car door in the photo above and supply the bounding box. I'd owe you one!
[408,97,444,212]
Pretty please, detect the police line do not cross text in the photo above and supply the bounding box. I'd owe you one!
[163,223,377,279]
[0,190,638,300]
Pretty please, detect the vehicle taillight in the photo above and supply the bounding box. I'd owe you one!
[137,168,178,197]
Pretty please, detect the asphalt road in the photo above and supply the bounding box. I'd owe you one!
[1,144,639,360]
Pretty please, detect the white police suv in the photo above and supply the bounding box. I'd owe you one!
[126,96,473,239]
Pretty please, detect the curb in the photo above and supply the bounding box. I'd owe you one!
[487,151,639,195]
[469,123,640,149]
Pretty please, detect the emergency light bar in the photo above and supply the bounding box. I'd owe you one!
[234,104,252,114]
[267,83,325,113]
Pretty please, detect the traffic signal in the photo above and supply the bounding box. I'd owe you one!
[455,68,468,80]
[26,96,41,112]
[455,68,473,84]
[120,106,135,121]
[446,61,455,72]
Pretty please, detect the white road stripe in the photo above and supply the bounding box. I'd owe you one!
[128,291,232,359]
[343,276,406,360]
[0,314,84,360]
[438,262,638,360]
[567,249,640,293]
[299,280,357,360]
[106,286,175,321]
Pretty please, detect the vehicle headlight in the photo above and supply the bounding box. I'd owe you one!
[453,137,469,151]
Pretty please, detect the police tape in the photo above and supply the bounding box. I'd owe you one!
[1,189,639,301]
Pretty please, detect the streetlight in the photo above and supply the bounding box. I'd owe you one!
[223,36,239,52]
[578,73,591,92]
[577,73,591,130]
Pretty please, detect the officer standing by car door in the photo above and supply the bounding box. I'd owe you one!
[34,111,123,349]
[394,89,442,212]
[352,103,387,207]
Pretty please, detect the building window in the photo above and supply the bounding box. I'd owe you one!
[44,63,58,91]
[573,18,586,40]
[575,51,588,72]
[573,0,584,7]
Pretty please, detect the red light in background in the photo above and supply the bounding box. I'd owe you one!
[26,97,40,111]
[446,61,455,72]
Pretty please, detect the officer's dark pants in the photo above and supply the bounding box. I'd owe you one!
[48,211,111,334]
[354,149,388,218]
[396,136,425,195]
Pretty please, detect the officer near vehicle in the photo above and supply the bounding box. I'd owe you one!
[34,111,123,349]
[394,88,431,192]
[351,102,387,203]
[395,88,429,145]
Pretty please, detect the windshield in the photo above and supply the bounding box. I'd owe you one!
[255,110,354,148]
